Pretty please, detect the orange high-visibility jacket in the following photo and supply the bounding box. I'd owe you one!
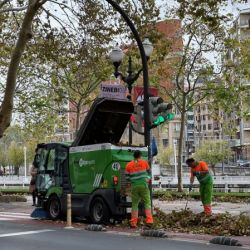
[125,159,150,185]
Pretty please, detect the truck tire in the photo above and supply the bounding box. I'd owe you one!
[47,195,61,220]
[90,197,110,224]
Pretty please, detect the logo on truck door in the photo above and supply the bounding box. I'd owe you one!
[79,158,95,167]
[112,162,121,171]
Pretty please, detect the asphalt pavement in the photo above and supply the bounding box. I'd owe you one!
[0,220,244,250]
[0,196,250,249]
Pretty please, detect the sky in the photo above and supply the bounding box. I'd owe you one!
[155,0,250,19]
[154,0,250,67]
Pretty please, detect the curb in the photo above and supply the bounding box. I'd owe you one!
[88,228,250,248]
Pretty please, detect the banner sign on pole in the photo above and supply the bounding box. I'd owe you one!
[100,83,126,100]
[133,86,158,103]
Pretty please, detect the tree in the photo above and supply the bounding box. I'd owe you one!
[0,0,47,138]
[0,0,160,139]
[0,144,9,174]
[149,0,248,191]
[153,1,226,191]
[211,38,250,123]
[157,146,174,174]
[8,141,24,176]
[194,140,232,175]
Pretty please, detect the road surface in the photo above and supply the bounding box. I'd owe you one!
[0,219,244,250]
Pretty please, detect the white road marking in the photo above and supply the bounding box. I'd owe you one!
[0,212,32,221]
[0,229,54,238]
[0,212,30,216]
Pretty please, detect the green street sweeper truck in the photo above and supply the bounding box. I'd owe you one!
[33,97,148,223]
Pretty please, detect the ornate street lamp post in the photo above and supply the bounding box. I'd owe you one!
[109,38,153,145]
[104,0,151,153]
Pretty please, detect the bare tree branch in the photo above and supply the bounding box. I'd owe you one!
[0,5,28,13]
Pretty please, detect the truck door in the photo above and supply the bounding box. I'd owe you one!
[36,144,68,193]
[36,147,50,193]
[55,147,69,190]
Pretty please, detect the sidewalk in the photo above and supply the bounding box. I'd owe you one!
[154,199,250,216]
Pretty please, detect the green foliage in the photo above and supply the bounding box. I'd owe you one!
[0,144,9,169]
[0,0,161,139]
[194,140,232,166]
[8,142,24,168]
[158,146,173,166]
[0,125,38,170]
[0,188,29,194]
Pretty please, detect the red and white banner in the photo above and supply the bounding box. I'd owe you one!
[133,86,158,103]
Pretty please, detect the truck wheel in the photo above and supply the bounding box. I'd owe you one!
[90,197,110,224]
[48,195,61,220]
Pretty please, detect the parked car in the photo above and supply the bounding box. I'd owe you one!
[237,160,250,167]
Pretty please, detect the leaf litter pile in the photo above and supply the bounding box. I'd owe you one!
[121,208,250,236]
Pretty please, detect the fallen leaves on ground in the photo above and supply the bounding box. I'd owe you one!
[120,209,250,236]
[152,208,250,236]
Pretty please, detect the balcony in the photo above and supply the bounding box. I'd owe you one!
[244,122,250,130]
[229,139,241,147]
[187,136,194,141]
[244,137,250,144]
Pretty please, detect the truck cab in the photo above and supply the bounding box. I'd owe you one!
[34,98,148,223]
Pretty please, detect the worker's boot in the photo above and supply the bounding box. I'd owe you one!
[130,211,138,228]
[145,208,153,226]
[203,205,212,216]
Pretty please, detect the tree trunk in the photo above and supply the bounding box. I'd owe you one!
[0,0,45,138]
[75,104,81,139]
[177,95,186,192]
[211,164,216,176]
[14,166,19,176]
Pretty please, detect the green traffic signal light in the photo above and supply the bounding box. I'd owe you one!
[152,112,175,126]
[153,116,165,126]
[166,112,174,120]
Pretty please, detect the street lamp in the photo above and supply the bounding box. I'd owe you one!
[109,38,153,145]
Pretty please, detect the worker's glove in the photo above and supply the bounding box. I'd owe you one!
[189,184,193,192]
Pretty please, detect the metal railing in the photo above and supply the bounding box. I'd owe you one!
[0,176,31,188]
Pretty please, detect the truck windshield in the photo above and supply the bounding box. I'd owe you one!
[36,148,51,192]
[37,148,49,172]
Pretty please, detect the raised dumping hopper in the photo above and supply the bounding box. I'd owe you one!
[71,98,134,146]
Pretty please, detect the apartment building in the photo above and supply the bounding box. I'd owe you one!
[228,8,250,159]
[194,100,223,146]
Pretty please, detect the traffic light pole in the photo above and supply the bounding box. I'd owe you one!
[104,0,152,212]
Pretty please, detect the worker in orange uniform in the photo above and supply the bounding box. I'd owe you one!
[125,150,153,228]
[186,158,213,215]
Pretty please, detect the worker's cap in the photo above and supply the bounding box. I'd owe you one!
[186,158,195,166]
[133,150,142,158]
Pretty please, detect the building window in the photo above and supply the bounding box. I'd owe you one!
[203,124,206,130]
[187,115,194,120]
[175,123,181,131]
[162,139,168,147]
[203,115,206,121]
[208,124,212,130]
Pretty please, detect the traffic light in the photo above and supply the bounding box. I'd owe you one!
[149,97,174,128]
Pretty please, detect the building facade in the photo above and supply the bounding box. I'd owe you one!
[229,8,250,159]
